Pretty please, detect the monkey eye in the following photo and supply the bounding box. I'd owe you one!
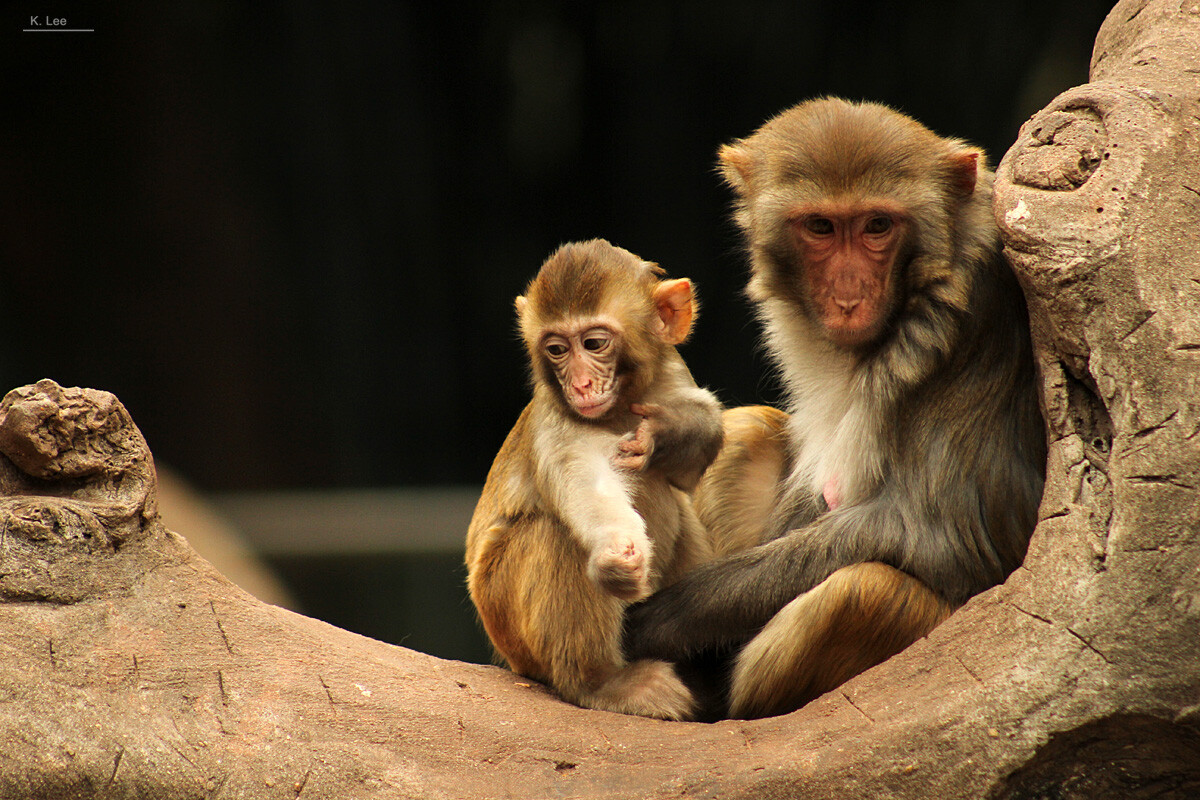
[582,334,610,352]
[803,217,834,236]
[544,341,569,358]
[864,216,893,235]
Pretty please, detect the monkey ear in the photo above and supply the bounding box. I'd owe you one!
[949,150,981,196]
[718,142,755,194]
[652,278,695,345]
[514,295,528,318]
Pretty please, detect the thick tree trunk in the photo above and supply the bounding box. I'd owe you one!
[3,2,1198,797]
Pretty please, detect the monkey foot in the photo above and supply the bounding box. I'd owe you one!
[0,379,160,603]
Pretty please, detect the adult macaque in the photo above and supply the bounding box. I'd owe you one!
[624,98,1046,719]
[466,239,723,720]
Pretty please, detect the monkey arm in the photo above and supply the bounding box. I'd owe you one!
[636,388,724,492]
[623,500,909,661]
[621,357,724,492]
[530,406,646,554]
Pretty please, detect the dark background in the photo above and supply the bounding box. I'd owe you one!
[6,1,1113,660]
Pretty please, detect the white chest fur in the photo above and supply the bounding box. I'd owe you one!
[761,298,885,508]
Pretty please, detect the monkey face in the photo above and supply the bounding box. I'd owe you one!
[541,322,625,419]
[719,97,987,354]
[788,203,908,348]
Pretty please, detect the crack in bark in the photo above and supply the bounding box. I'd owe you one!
[1131,411,1176,439]
[1005,601,1055,626]
[841,692,875,723]
[1066,627,1113,664]
[210,600,234,655]
[1120,544,1169,553]
[1007,601,1114,665]
[954,654,986,687]
[318,675,335,705]
[107,747,124,788]
[1128,474,1197,490]
[163,729,199,770]
[1120,310,1155,341]
[294,768,312,798]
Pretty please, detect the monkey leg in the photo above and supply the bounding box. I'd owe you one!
[727,562,953,719]
[571,658,695,721]
[471,515,694,721]
[693,405,792,557]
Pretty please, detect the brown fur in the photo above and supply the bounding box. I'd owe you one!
[728,562,952,719]
[693,405,795,557]
[466,239,723,720]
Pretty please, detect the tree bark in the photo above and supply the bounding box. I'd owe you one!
[3,2,1199,797]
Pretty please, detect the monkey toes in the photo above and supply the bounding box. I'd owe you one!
[613,660,695,721]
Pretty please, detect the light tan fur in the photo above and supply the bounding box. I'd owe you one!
[466,239,722,720]
[693,405,794,557]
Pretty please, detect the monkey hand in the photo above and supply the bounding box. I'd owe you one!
[624,544,796,661]
[589,530,653,602]
[613,402,662,472]
[616,399,722,491]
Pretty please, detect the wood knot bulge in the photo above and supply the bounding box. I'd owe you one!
[0,379,141,480]
[0,382,159,601]
[1010,107,1107,191]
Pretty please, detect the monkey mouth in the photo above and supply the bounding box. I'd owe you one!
[818,294,889,348]
[573,394,617,419]
[824,315,885,348]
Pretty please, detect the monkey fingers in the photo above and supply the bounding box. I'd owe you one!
[619,402,669,470]
[628,401,664,419]
[581,660,696,721]
[614,427,654,472]
[590,537,652,601]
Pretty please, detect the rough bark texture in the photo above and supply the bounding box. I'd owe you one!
[2,2,1199,797]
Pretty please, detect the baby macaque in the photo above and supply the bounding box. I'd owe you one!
[466,239,722,720]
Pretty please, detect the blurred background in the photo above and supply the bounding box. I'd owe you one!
[6,1,1113,664]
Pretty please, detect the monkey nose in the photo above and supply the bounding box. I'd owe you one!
[833,297,861,315]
